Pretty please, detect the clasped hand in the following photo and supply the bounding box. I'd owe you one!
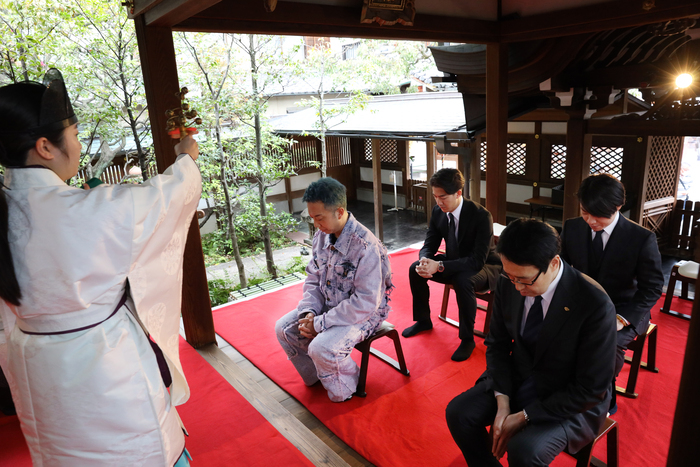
[299,312,318,339]
[491,410,527,460]
[415,257,439,278]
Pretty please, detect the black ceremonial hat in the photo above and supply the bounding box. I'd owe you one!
[32,68,78,134]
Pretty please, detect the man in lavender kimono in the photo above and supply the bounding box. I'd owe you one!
[275,178,393,402]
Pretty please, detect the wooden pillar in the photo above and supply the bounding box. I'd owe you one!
[284,177,293,213]
[371,139,383,241]
[134,16,215,348]
[400,140,409,207]
[667,274,700,466]
[485,43,508,224]
[633,136,654,223]
[562,111,592,222]
[426,141,436,224]
[531,123,543,199]
[457,145,469,197]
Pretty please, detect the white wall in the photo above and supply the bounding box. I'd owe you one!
[542,122,567,135]
[357,187,407,208]
[508,122,536,133]
[359,167,404,186]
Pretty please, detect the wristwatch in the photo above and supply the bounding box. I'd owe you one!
[437,261,445,273]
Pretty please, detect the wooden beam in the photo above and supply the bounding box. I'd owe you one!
[500,0,700,43]
[485,43,508,225]
[175,0,498,43]
[587,119,700,137]
[145,0,222,27]
[562,112,592,222]
[131,0,165,18]
[134,16,216,349]
[426,141,435,224]
[371,139,383,242]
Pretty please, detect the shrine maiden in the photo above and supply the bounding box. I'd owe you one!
[0,70,201,466]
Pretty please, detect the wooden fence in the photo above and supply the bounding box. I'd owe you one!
[77,163,158,184]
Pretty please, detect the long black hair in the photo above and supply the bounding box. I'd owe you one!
[0,82,67,306]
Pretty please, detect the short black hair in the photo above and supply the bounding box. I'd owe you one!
[577,174,625,218]
[429,168,464,195]
[496,218,561,272]
[302,177,347,210]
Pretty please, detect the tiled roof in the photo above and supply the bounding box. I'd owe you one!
[271,91,466,136]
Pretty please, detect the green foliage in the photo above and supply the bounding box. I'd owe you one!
[234,193,297,251]
[283,256,309,276]
[201,230,232,267]
[207,271,236,307]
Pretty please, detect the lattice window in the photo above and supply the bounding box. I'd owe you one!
[326,136,352,168]
[289,138,317,170]
[480,141,487,171]
[550,144,567,179]
[590,146,623,179]
[478,142,527,175]
[645,136,682,202]
[364,139,398,163]
[507,142,527,175]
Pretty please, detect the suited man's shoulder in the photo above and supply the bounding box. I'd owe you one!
[563,216,588,231]
[616,214,656,239]
[565,262,614,306]
[461,198,493,219]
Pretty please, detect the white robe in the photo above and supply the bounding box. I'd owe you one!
[0,154,201,466]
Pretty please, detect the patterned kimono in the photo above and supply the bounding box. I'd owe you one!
[0,154,201,466]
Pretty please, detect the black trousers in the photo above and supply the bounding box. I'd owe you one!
[611,324,639,409]
[446,380,568,467]
[408,256,498,342]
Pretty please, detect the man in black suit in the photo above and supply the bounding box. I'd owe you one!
[402,168,501,361]
[446,218,616,466]
[560,174,664,412]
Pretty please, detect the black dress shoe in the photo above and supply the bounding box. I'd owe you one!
[451,340,476,362]
[402,320,433,338]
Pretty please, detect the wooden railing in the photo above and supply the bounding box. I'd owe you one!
[667,199,700,260]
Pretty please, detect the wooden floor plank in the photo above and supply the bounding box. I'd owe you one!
[196,344,350,467]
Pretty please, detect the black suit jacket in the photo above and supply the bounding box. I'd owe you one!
[420,200,501,288]
[484,261,617,453]
[560,215,664,333]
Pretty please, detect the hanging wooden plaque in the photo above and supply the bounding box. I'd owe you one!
[361,0,415,26]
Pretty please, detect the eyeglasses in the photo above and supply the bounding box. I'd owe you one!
[500,269,543,286]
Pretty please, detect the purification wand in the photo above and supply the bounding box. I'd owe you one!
[166,87,202,140]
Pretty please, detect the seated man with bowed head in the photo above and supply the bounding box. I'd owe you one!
[275,178,393,402]
[560,173,663,413]
[402,168,501,361]
[446,219,616,466]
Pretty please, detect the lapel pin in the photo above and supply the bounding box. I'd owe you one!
[564,307,570,312]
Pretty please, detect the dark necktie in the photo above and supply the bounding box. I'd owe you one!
[522,296,544,355]
[588,230,604,279]
[446,213,459,260]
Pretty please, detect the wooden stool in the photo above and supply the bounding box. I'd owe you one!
[354,321,410,397]
[661,261,698,320]
[616,323,659,398]
[439,284,494,338]
[564,417,618,467]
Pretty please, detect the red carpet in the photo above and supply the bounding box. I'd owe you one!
[177,337,313,466]
[213,247,692,466]
[0,338,312,466]
[0,414,31,467]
